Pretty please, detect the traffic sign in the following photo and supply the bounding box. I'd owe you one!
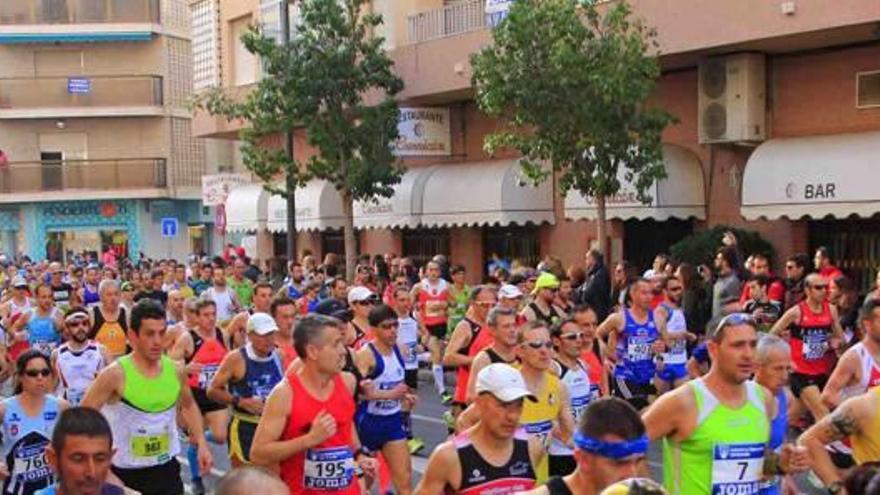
[161,217,178,238]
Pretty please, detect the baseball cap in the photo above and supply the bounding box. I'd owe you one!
[531,272,560,295]
[498,284,523,300]
[11,276,27,289]
[247,312,278,335]
[348,286,377,305]
[476,363,536,403]
[314,298,353,322]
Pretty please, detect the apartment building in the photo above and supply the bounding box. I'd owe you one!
[193,0,880,288]
[0,0,212,262]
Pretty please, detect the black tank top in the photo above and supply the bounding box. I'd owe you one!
[456,318,482,357]
[454,430,536,494]
[486,347,516,365]
[89,305,128,338]
[545,476,574,495]
[528,302,563,326]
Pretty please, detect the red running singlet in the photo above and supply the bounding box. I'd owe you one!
[791,301,835,376]
[186,329,227,389]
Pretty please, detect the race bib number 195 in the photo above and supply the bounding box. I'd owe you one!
[304,446,354,490]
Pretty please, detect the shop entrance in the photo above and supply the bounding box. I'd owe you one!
[623,218,693,273]
[483,225,541,272]
[403,228,449,269]
[809,217,880,293]
[46,229,129,263]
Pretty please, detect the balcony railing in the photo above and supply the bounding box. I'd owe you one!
[408,0,487,44]
[0,0,160,25]
[0,76,163,111]
[0,158,167,193]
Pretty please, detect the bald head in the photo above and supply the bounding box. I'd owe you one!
[216,467,289,495]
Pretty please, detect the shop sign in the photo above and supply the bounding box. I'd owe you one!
[67,78,90,94]
[359,200,393,215]
[395,107,451,157]
[44,201,128,219]
[579,189,653,207]
[785,182,837,201]
[201,173,251,207]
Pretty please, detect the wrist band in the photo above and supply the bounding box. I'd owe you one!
[573,432,649,459]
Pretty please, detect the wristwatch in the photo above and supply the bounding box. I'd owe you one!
[828,481,843,494]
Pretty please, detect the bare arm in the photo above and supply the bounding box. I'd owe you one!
[250,381,326,465]
[81,364,123,410]
[554,382,575,446]
[821,350,858,409]
[828,305,846,346]
[168,332,192,363]
[465,352,489,403]
[642,387,688,441]
[414,443,457,495]
[597,313,622,340]
[455,403,480,432]
[206,352,242,405]
[770,306,799,336]
[799,395,867,486]
[442,322,473,368]
[176,363,207,446]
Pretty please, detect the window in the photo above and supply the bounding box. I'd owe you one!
[259,0,301,43]
[483,225,540,270]
[191,0,219,91]
[857,71,880,109]
[230,16,258,86]
[321,229,360,260]
[403,228,449,269]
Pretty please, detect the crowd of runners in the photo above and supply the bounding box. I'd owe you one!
[4,231,880,494]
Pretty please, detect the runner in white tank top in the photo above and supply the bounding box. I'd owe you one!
[51,308,109,406]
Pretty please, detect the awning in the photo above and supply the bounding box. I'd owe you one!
[564,144,706,221]
[224,184,268,233]
[267,180,346,232]
[353,167,432,229]
[420,160,554,228]
[741,131,880,220]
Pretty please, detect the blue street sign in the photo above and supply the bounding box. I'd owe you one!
[161,217,178,238]
[67,78,91,94]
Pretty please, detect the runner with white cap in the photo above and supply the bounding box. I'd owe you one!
[348,287,377,350]
[51,307,109,406]
[416,363,544,494]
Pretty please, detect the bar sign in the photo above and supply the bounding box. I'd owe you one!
[67,78,91,94]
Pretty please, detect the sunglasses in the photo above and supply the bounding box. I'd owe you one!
[524,340,553,350]
[810,284,828,290]
[668,286,683,292]
[24,368,51,378]
[475,301,495,307]
[354,300,375,306]
[560,332,584,341]
[378,321,399,330]
[716,312,757,332]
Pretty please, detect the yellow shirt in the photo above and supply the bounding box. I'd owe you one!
[518,369,561,485]
[853,387,880,465]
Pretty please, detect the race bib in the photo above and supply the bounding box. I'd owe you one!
[32,341,57,356]
[665,339,688,365]
[130,425,171,463]
[589,384,601,402]
[404,342,418,366]
[303,447,355,490]
[65,388,86,407]
[197,364,219,389]
[802,332,829,361]
[12,441,52,484]
[424,300,447,318]
[711,442,763,495]
[626,340,652,362]
[523,420,553,446]
[370,380,403,413]
[570,394,591,424]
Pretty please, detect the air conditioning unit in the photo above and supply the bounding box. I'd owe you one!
[698,53,766,144]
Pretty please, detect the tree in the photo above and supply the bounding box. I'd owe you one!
[471,0,675,258]
[196,0,404,279]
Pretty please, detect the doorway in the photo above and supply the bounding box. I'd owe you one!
[623,218,694,273]
[40,152,63,190]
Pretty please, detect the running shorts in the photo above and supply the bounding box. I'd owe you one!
[228,415,259,463]
[357,411,407,452]
[427,323,448,340]
[612,377,656,411]
[656,363,688,383]
[112,458,183,495]
[191,387,227,414]
[404,369,418,390]
[548,454,576,478]
[789,372,829,398]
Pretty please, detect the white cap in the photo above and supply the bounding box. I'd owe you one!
[11,276,27,288]
[476,363,536,402]
[498,284,523,300]
[247,312,278,336]
[348,286,376,304]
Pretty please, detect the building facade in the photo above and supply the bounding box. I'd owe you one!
[0,0,211,262]
[192,0,880,288]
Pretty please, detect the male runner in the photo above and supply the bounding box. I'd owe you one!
[411,261,452,402]
[524,398,648,495]
[822,298,880,409]
[391,288,425,454]
[89,280,128,360]
[465,306,519,402]
[215,467,289,495]
[52,308,109,406]
[654,276,695,394]
[165,289,184,326]
[447,266,471,336]
[132,270,166,307]
[228,259,255,309]
[79,266,100,309]
[38,407,138,495]
[754,334,793,495]
[348,287,376,350]
[355,304,416,495]
[444,286,497,413]
[270,296,298,370]
[417,363,543,494]
[521,273,565,326]
[598,279,661,410]
[49,263,73,309]
[250,314,377,494]
[2,275,32,365]
[771,273,844,422]
[226,282,274,349]
[12,284,63,356]
[201,267,241,327]
[575,305,607,400]
[207,313,285,467]
[82,299,212,495]
[643,314,808,495]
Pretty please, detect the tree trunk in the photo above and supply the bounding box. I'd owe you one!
[341,190,358,281]
[596,194,609,264]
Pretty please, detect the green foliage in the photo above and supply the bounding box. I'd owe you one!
[471,0,675,204]
[670,226,776,268]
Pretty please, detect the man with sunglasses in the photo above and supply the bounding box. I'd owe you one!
[464,306,519,403]
[445,286,497,418]
[771,273,844,423]
[354,304,416,495]
[391,288,425,454]
[654,276,696,394]
[644,313,809,495]
[52,308,109,406]
[548,318,592,477]
[348,287,376,350]
[522,273,566,327]
[411,261,453,403]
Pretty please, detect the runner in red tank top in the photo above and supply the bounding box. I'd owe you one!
[250,314,377,494]
[575,305,608,399]
[412,262,452,402]
[772,273,844,423]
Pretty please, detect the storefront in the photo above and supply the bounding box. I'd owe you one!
[0,209,20,258]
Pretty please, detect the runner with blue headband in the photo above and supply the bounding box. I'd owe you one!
[523,397,648,495]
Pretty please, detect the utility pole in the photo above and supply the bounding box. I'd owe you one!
[280,0,297,263]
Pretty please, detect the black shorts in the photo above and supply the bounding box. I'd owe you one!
[612,377,656,410]
[228,415,258,463]
[548,454,577,477]
[192,387,226,414]
[405,369,418,390]
[790,372,829,398]
[112,458,183,495]
[427,323,447,340]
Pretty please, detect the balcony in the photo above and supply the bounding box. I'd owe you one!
[0,159,167,201]
[0,76,163,119]
[407,0,487,44]
[0,0,159,43]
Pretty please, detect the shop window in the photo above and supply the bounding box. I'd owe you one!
[46,230,128,264]
[483,225,540,271]
[403,228,450,269]
[809,217,880,293]
[321,229,360,261]
[623,218,694,273]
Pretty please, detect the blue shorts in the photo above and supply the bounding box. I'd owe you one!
[356,411,407,452]
[656,363,687,383]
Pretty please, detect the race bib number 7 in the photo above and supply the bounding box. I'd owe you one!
[711,442,763,495]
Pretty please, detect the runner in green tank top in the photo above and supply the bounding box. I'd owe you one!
[447,265,471,337]
[642,314,810,495]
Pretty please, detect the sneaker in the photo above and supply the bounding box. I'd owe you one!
[191,477,206,495]
[443,410,456,430]
[440,392,453,405]
[408,437,425,455]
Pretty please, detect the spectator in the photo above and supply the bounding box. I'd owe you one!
[573,249,611,322]
[815,246,843,282]
[712,246,742,318]
[742,274,782,332]
[783,253,810,310]
[643,253,669,279]
[675,262,710,336]
[831,275,861,343]
[738,253,785,307]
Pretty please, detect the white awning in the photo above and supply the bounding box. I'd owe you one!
[564,144,706,221]
[267,180,346,232]
[224,184,268,233]
[353,167,432,230]
[420,160,555,228]
[742,131,880,220]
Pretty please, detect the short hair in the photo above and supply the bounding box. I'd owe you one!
[216,466,289,495]
[861,298,880,322]
[51,407,113,454]
[749,274,770,288]
[450,265,466,275]
[469,285,495,303]
[579,397,645,441]
[130,299,166,335]
[150,269,163,279]
[756,334,790,364]
[709,313,757,343]
[716,246,739,270]
[183,297,199,313]
[815,246,832,262]
[517,320,549,344]
[270,296,296,317]
[787,253,810,270]
[487,306,515,327]
[98,278,118,295]
[293,314,341,359]
[572,303,596,316]
[368,304,397,327]
[551,317,578,338]
[34,284,53,297]
[804,273,825,288]
[254,282,273,294]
